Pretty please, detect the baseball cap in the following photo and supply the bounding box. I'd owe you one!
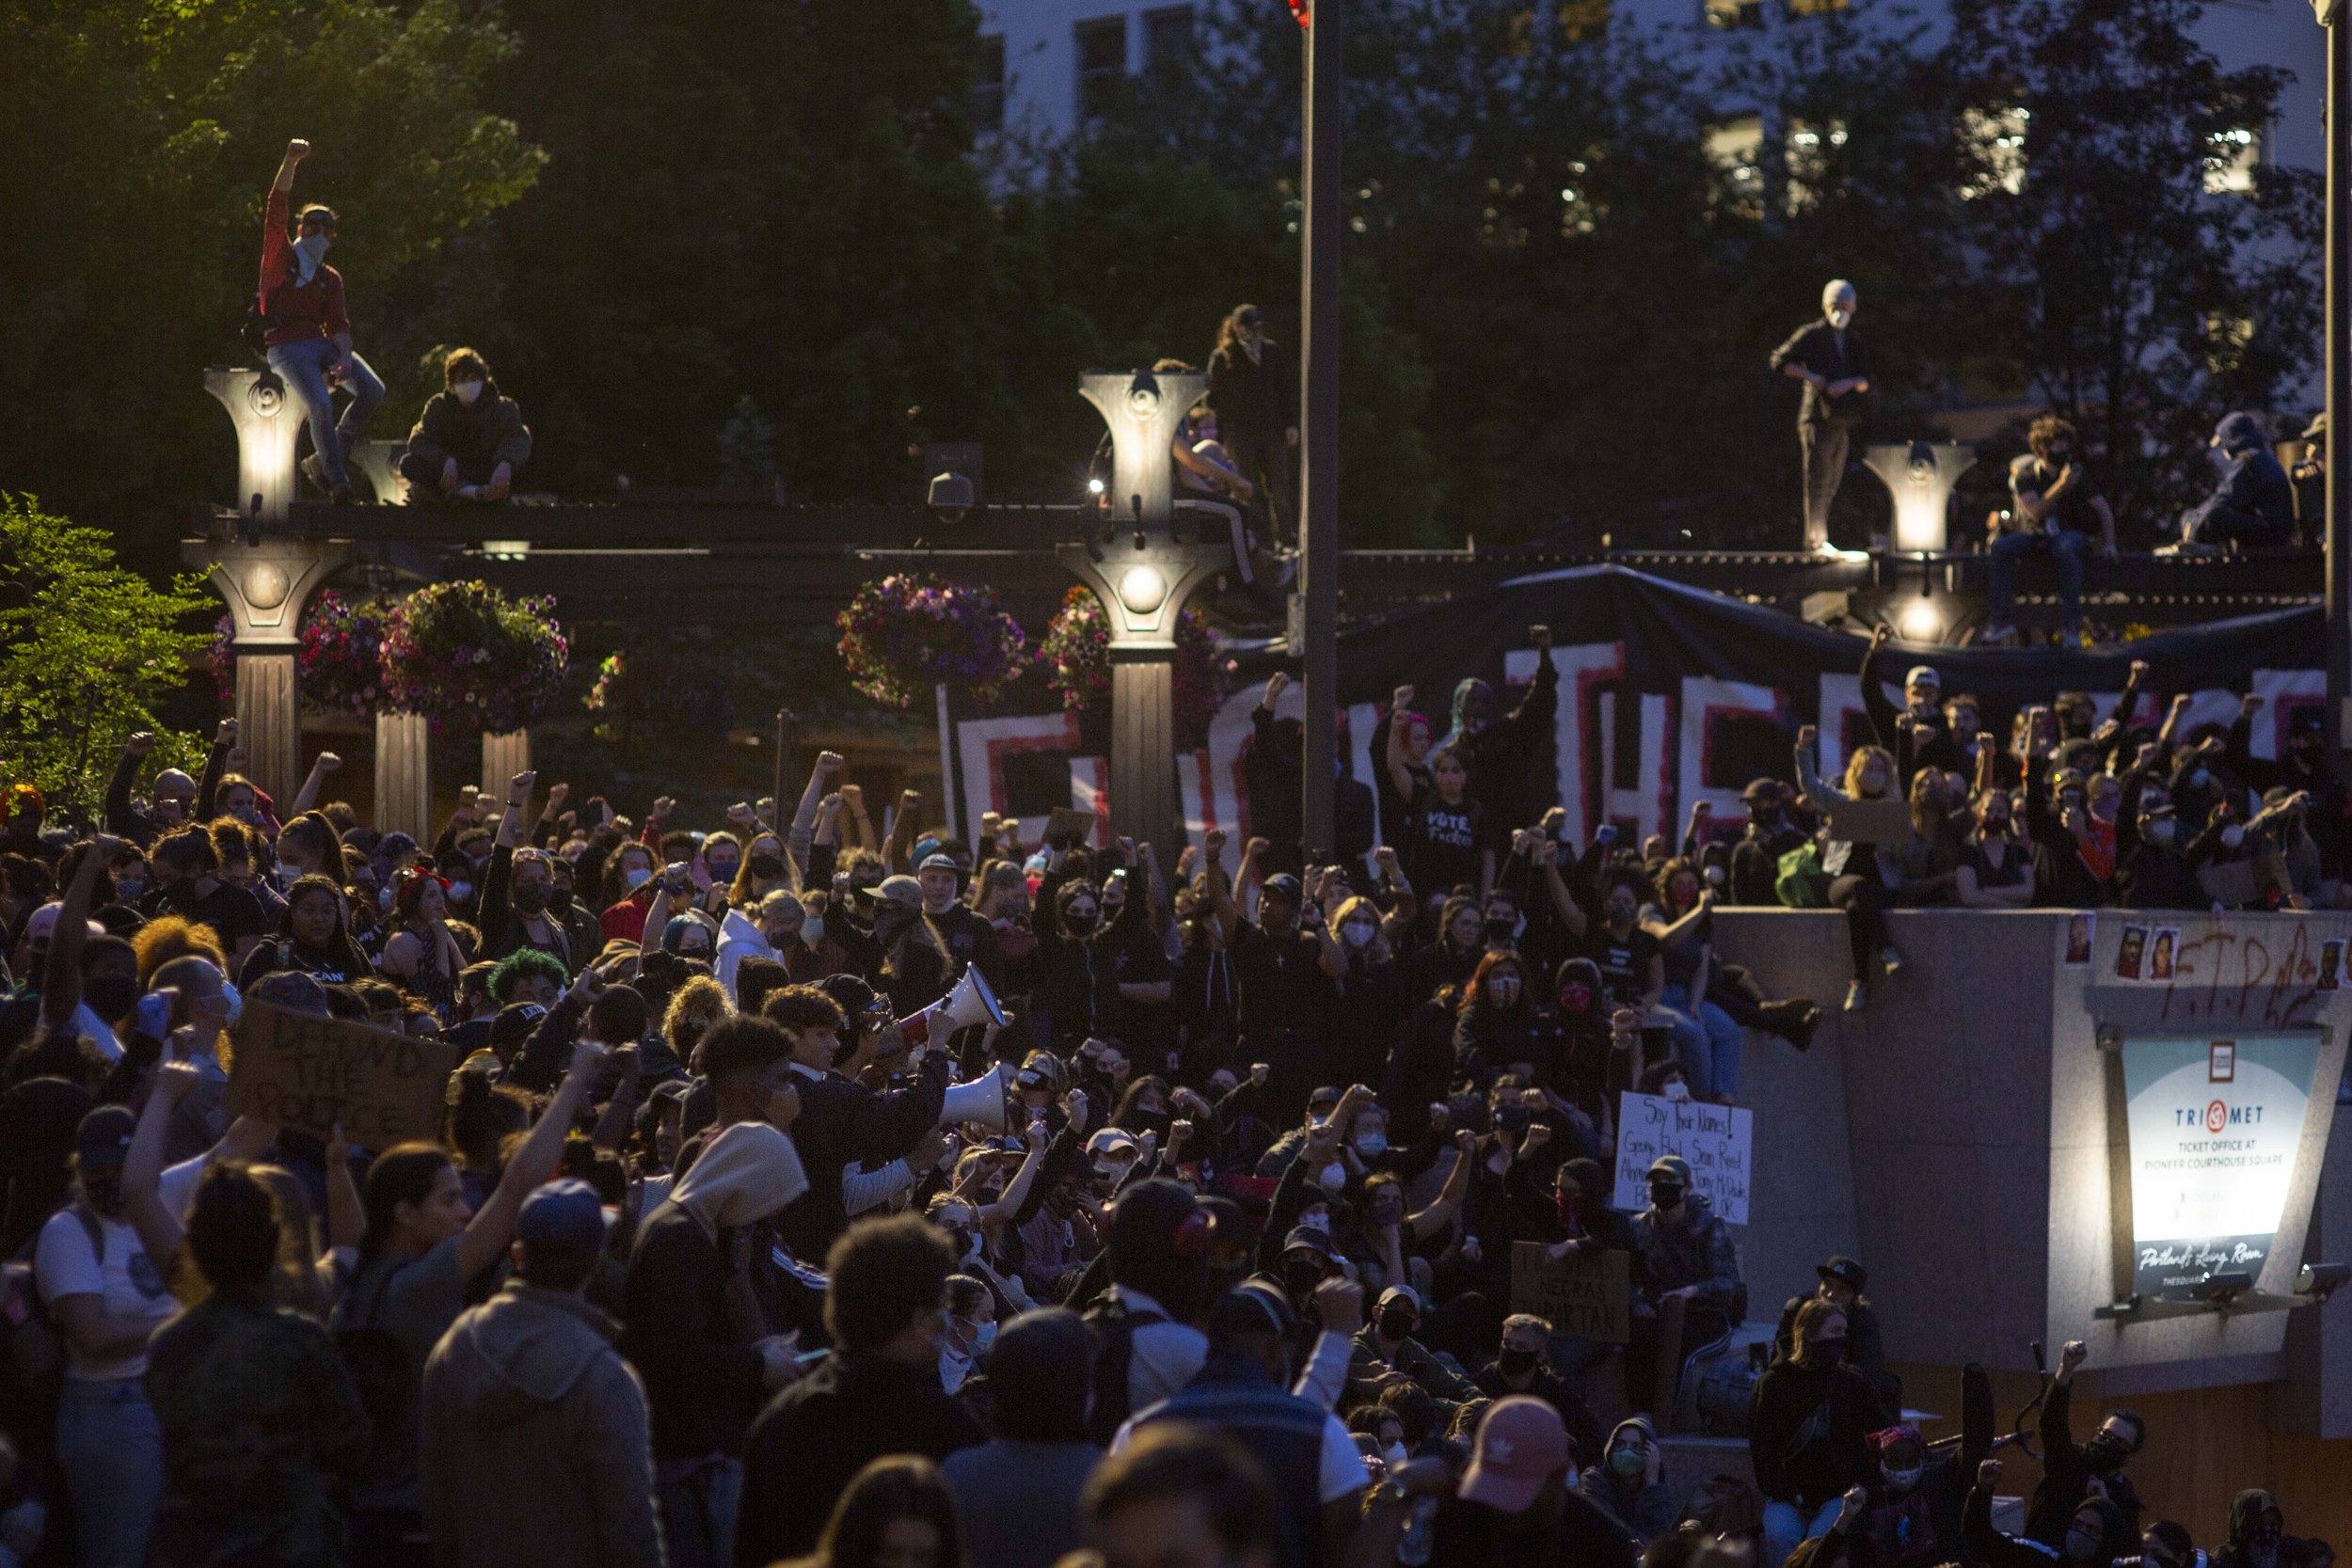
[1376,1284,1422,1313]
[1087,1130,1139,1164]
[490,1002,548,1055]
[516,1179,608,1252]
[917,852,959,874]
[24,904,103,944]
[1740,777,1784,804]
[1261,873,1302,905]
[1818,1255,1867,1292]
[913,837,944,865]
[1280,1225,1336,1260]
[876,874,923,907]
[75,1105,135,1172]
[1904,665,1941,689]
[1460,1396,1571,1513]
[1647,1155,1692,1186]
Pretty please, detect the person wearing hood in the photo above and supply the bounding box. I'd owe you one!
[1576,1415,1677,1543]
[2026,1340,2146,1548]
[258,138,384,504]
[2212,1491,2327,1568]
[1434,625,1558,834]
[943,1307,1103,1568]
[624,1117,811,1568]
[1624,1155,1740,1417]
[716,888,802,1001]
[398,346,532,503]
[1771,278,1873,553]
[2127,1522,2215,1568]
[2162,412,2294,556]
[1973,1458,2133,1568]
[1754,1298,1887,1568]
[737,1213,985,1567]
[421,1179,662,1568]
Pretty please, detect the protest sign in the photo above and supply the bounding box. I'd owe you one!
[1613,1092,1753,1224]
[227,1000,456,1144]
[1510,1242,1630,1342]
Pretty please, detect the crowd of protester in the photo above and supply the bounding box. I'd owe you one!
[0,597,2339,1568]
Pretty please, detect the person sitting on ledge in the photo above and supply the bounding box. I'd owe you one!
[259,138,384,505]
[2159,411,2294,557]
[399,347,532,504]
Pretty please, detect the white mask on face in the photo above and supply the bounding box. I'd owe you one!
[1317,1162,1348,1195]
[1827,307,1852,330]
[453,378,485,406]
[624,866,653,891]
[801,915,824,945]
[1343,921,1376,949]
[1663,1080,1692,1102]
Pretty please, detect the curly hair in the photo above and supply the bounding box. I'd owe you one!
[132,914,229,986]
[662,974,733,1064]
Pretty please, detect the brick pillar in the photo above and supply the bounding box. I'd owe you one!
[374,710,432,842]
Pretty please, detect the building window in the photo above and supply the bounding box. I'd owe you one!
[1144,6,1195,81]
[1785,118,1847,214]
[973,35,1006,135]
[1075,16,1126,120]
[2205,126,2261,195]
[1707,114,1766,219]
[1959,105,2028,198]
[1787,0,1850,13]
[1558,0,1609,40]
[1704,0,1764,26]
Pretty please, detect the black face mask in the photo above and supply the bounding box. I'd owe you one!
[2084,1433,2131,1473]
[1378,1307,1418,1341]
[511,884,548,915]
[547,886,575,914]
[1808,1338,1846,1369]
[82,1176,125,1217]
[84,972,140,1024]
[1649,1182,1685,1212]
[1283,1261,1327,1299]
[749,853,786,880]
[1485,916,1516,943]
[1065,909,1100,933]
[1497,1345,1541,1377]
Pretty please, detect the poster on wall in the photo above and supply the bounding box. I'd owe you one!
[2120,1032,2324,1299]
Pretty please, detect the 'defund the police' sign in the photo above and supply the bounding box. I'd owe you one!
[2121,1032,2323,1300]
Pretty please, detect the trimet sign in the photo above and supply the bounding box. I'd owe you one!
[2122,1033,2325,1299]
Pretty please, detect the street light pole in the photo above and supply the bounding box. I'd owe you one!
[1299,0,1342,853]
[2323,0,2351,758]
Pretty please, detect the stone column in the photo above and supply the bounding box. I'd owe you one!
[481,730,532,801]
[183,539,351,804]
[204,367,305,526]
[374,711,432,842]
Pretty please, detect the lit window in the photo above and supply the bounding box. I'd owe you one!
[1787,0,1850,13]
[1075,16,1126,120]
[1785,118,1848,214]
[1708,114,1766,219]
[1144,7,1194,82]
[1705,0,1764,26]
[2205,126,2260,195]
[973,35,1006,135]
[1960,105,2028,198]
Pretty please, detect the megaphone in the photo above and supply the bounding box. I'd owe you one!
[940,1061,1011,1132]
[899,966,1007,1048]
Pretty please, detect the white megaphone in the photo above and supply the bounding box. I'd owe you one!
[940,1061,1011,1132]
[899,966,1007,1049]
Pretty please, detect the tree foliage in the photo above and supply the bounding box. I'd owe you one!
[0,497,214,815]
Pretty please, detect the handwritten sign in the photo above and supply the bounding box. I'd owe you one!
[227,1000,456,1145]
[1510,1242,1630,1342]
[1612,1093,1753,1225]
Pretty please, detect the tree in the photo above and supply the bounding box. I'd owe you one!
[0,497,214,816]
[1944,0,2323,530]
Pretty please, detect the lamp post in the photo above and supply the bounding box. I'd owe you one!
[2322,0,2351,758]
[1298,0,1343,852]
[1060,369,1232,847]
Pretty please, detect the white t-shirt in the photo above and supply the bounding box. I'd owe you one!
[33,1206,177,1380]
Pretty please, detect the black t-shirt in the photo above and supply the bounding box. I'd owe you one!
[2009,455,2105,536]
[1232,921,1331,1040]
[1406,781,1493,896]
[1962,839,2029,892]
[152,879,272,953]
[1581,923,1661,1006]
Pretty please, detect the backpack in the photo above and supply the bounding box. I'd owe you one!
[1775,843,1832,909]
[332,1257,417,1439]
[1,1205,107,1433]
[1081,1291,1169,1446]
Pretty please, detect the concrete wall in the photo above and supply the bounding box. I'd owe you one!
[1707,910,2352,1418]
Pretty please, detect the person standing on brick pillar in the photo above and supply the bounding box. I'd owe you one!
[1208,305,1298,546]
[1770,279,1872,554]
[258,137,383,505]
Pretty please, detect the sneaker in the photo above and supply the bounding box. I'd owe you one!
[300,452,330,497]
[1844,979,1867,1012]
[329,482,355,506]
[1783,1003,1821,1052]
[2154,540,2222,559]
[1880,944,1904,977]
[1978,620,2018,644]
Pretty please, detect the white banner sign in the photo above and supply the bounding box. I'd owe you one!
[2121,1032,2322,1298]
[1612,1092,1753,1225]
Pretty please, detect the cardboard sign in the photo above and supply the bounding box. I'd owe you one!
[1044,805,1101,850]
[1510,1242,1630,1342]
[226,1000,456,1145]
[1822,797,1914,847]
[1613,1092,1754,1225]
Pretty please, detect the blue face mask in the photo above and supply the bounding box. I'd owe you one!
[293,232,330,282]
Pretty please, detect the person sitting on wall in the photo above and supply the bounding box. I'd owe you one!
[2159,412,2295,557]
[399,347,533,504]
[258,138,384,505]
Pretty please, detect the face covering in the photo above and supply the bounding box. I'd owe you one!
[2220,822,2247,850]
[801,916,825,945]
[453,378,485,406]
[1496,1345,1540,1377]
[1882,1463,1923,1493]
[84,973,140,1023]
[1559,984,1593,1015]
[1663,1079,1692,1102]
[1066,908,1099,933]
[1284,1260,1327,1298]
[82,1175,126,1217]
[2143,818,2178,848]
[624,866,653,892]
[293,232,330,282]
[749,853,785,880]
[1649,1182,1684,1213]
[1355,1132,1388,1158]
[1486,978,1520,1007]
[1378,1307,1417,1340]
[1316,1162,1348,1195]
[2084,1433,2130,1473]
[2065,1530,2099,1562]
[972,1321,997,1354]
[1343,922,1376,949]
[1611,1447,1647,1479]
[114,878,145,905]
[1556,1191,1582,1230]
[378,883,397,911]
[1484,916,1516,944]
[512,884,549,915]
[220,981,242,1029]
[448,880,474,903]
[1827,305,1853,329]
[1384,1442,1409,1469]
[548,886,574,913]
[2189,768,2212,790]
[1806,1338,1846,1369]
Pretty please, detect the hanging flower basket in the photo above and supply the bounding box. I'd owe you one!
[1037,585,1223,751]
[297,591,396,716]
[836,574,1028,709]
[202,614,235,705]
[379,580,568,735]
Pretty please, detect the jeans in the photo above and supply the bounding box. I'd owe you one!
[1988,528,2090,633]
[56,1377,162,1568]
[2181,499,2291,548]
[656,1454,742,1568]
[265,335,384,487]
[1660,983,1742,1100]
[1764,1498,1844,1568]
